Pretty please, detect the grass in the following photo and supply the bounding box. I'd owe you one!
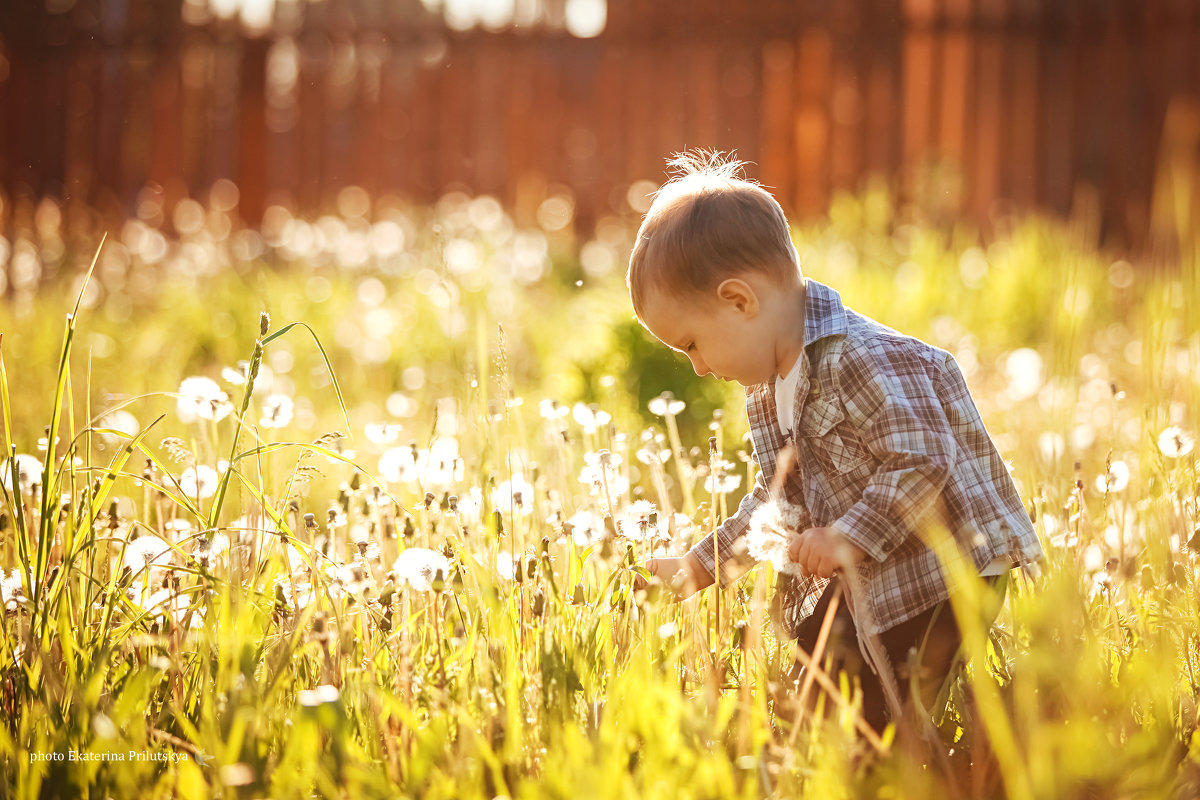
[1,185,1199,798]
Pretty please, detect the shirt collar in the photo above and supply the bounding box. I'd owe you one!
[802,278,848,348]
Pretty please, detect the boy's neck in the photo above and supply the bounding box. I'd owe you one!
[771,277,808,379]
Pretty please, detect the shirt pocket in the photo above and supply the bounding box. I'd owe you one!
[797,397,874,477]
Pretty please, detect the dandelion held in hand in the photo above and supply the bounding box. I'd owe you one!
[744,500,806,576]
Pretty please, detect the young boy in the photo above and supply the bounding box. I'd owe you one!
[628,151,1044,737]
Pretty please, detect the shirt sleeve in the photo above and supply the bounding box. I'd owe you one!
[832,341,957,562]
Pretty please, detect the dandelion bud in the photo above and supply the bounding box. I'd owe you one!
[432,568,445,594]
[304,513,317,530]
[709,436,717,454]
[734,619,747,650]
[541,535,550,555]
[1140,565,1155,591]
[448,495,459,512]
[492,510,505,536]
[526,554,538,580]
[259,311,271,336]
[532,588,545,617]
[424,492,435,509]
[572,583,585,604]
[403,516,415,540]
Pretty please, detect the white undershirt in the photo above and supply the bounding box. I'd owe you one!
[774,353,805,436]
[775,351,1010,576]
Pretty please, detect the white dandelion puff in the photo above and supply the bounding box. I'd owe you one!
[566,510,607,547]
[392,547,450,592]
[176,376,232,423]
[744,501,806,576]
[96,410,140,448]
[1158,426,1195,459]
[259,394,294,428]
[1094,460,1130,494]
[572,402,611,433]
[648,392,686,417]
[179,464,220,499]
[1,454,42,494]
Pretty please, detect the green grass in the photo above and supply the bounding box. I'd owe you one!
[1,187,1199,798]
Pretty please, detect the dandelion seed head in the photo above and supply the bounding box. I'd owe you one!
[180,464,219,499]
[1,454,42,494]
[259,394,294,428]
[567,510,606,547]
[392,547,450,592]
[648,392,686,418]
[744,501,806,575]
[1158,426,1195,459]
[176,376,232,423]
[1095,460,1130,493]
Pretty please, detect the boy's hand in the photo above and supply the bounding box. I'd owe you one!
[634,553,713,600]
[788,526,868,578]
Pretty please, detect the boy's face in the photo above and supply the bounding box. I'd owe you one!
[638,278,778,387]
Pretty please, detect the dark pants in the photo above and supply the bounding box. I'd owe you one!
[790,572,1009,737]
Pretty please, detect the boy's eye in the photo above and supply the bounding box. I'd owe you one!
[686,343,695,353]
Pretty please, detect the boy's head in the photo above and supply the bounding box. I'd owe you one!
[627,151,805,386]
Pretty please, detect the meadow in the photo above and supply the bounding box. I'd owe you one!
[1,183,1199,799]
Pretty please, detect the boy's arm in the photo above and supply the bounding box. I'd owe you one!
[684,464,778,588]
[831,342,958,562]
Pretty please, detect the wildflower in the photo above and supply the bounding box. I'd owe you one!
[648,392,686,417]
[192,533,230,570]
[176,376,232,423]
[616,500,658,542]
[704,469,742,495]
[259,394,294,428]
[572,402,611,434]
[123,534,175,587]
[392,547,451,592]
[539,399,569,420]
[1158,426,1195,459]
[579,451,628,499]
[96,410,140,448]
[364,423,404,445]
[1,454,42,494]
[494,476,536,517]
[378,446,419,485]
[566,509,606,547]
[180,464,220,499]
[743,501,807,576]
[424,438,464,488]
[330,560,373,600]
[222,364,249,386]
[2,569,27,611]
[1094,460,1130,494]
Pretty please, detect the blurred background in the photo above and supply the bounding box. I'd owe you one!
[0,0,1198,452]
[4,0,1199,249]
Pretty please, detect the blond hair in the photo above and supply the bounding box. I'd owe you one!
[626,150,800,319]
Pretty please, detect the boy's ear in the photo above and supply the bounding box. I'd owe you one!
[715,278,759,317]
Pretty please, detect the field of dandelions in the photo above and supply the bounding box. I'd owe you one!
[2,182,1199,799]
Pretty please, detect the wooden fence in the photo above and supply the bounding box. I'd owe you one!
[2,0,1199,249]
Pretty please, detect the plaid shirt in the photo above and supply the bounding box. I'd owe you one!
[688,279,1044,636]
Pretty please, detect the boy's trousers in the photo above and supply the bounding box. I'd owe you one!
[789,571,1010,737]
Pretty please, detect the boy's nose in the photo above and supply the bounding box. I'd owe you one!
[688,354,709,378]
